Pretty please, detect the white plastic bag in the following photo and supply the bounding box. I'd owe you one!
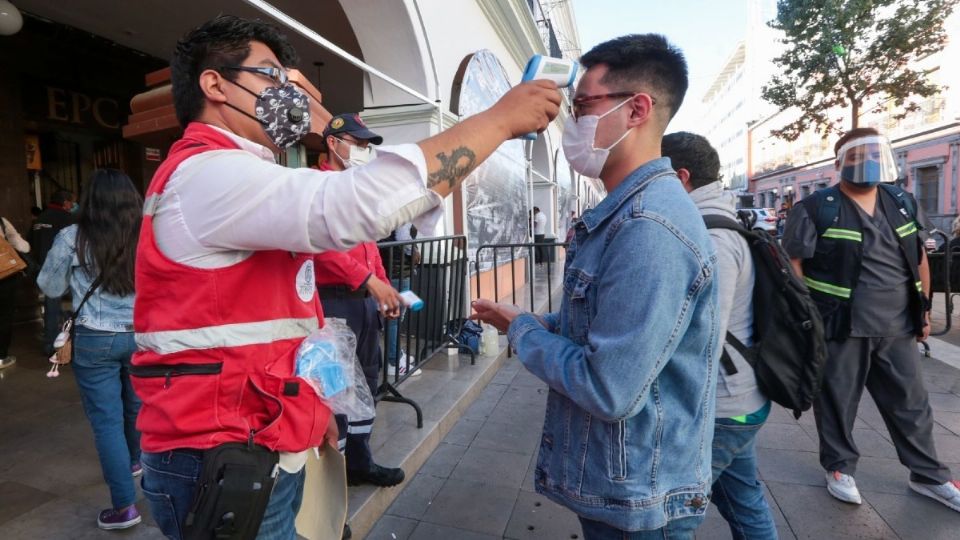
[295,318,376,421]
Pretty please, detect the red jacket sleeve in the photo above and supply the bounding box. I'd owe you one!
[314,248,372,290]
[370,244,388,282]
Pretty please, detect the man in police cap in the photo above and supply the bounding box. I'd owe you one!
[783,127,960,513]
[313,113,410,488]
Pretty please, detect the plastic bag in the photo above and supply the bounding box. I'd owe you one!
[295,318,376,422]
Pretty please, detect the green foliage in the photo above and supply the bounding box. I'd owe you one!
[761,0,957,141]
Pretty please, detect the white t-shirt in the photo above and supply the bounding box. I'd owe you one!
[534,212,547,235]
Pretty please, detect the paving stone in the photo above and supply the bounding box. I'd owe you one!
[932,433,960,462]
[862,491,960,540]
[929,391,960,413]
[409,521,499,540]
[521,451,540,493]
[503,490,582,540]
[0,481,56,526]
[442,417,485,446]
[756,423,818,453]
[385,473,446,521]
[766,405,800,425]
[418,442,468,479]
[765,482,898,539]
[462,384,509,421]
[472,419,542,456]
[757,448,825,487]
[450,446,531,489]
[844,457,913,496]
[419,478,518,536]
[366,514,419,540]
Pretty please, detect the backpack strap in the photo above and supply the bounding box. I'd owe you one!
[878,183,918,223]
[810,185,841,237]
[702,214,748,375]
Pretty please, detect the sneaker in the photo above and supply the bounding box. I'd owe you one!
[826,471,862,504]
[97,505,141,530]
[347,463,405,487]
[388,355,422,378]
[131,463,142,478]
[0,356,16,370]
[909,479,960,512]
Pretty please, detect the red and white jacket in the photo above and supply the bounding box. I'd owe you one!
[131,123,331,453]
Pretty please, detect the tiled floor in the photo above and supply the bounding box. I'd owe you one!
[368,352,960,540]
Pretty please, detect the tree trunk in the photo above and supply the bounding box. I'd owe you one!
[850,98,859,129]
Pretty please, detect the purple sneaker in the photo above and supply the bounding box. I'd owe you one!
[97,505,141,530]
[131,463,142,478]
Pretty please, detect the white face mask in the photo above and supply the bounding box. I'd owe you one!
[562,96,634,179]
[333,138,377,169]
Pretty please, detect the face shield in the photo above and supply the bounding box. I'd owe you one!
[835,135,899,187]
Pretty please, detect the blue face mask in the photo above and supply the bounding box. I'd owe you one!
[841,160,882,186]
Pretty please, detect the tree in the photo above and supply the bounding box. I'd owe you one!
[761,0,958,141]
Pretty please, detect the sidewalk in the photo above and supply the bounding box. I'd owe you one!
[368,344,960,540]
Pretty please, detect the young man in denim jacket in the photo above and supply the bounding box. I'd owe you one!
[473,35,720,539]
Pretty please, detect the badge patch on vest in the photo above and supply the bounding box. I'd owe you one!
[296,260,316,302]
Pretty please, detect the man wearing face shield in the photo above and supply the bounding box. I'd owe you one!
[313,113,413,490]
[473,35,719,537]
[782,128,960,513]
[131,15,561,540]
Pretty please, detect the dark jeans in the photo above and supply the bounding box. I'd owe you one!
[578,516,702,540]
[534,234,546,263]
[0,275,17,357]
[815,335,951,484]
[141,450,306,540]
[43,294,64,356]
[710,419,778,540]
[319,295,381,473]
[72,327,141,509]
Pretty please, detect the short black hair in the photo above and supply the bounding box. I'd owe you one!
[580,34,688,120]
[171,15,299,127]
[533,207,541,212]
[661,132,720,190]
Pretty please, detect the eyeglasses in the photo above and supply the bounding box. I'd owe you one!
[219,65,288,86]
[569,91,656,120]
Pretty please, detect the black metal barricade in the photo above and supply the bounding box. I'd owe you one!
[473,241,567,357]
[926,230,955,344]
[375,235,471,427]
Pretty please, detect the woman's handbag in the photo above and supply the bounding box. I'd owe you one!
[47,275,103,378]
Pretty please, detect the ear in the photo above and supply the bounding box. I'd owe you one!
[626,93,655,127]
[834,159,840,171]
[676,168,694,192]
[199,69,228,104]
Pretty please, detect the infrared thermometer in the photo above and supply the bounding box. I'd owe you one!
[520,54,579,140]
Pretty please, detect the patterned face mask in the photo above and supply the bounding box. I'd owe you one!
[224,80,311,149]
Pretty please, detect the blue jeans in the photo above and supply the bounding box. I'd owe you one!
[578,516,702,539]
[141,450,306,540]
[710,419,778,540]
[71,327,140,509]
[386,277,410,365]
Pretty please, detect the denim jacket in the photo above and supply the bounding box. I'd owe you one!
[36,225,135,332]
[508,158,720,531]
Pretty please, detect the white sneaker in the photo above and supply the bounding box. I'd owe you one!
[388,355,422,378]
[909,479,960,512]
[0,356,16,370]
[826,471,862,504]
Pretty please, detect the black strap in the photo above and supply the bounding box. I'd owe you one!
[702,214,747,233]
[71,273,104,321]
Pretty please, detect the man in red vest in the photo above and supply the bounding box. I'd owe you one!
[132,15,560,540]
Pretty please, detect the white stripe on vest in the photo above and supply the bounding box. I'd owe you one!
[136,317,319,355]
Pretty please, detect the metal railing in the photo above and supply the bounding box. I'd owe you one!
[926,230,954,345]
[375,235,471,427]
[474,241,567,356]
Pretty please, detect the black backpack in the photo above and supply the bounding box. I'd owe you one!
[703,215,827,418]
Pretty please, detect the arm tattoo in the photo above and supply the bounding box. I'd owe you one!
[427,146,477,189]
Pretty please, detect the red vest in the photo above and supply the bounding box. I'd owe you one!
[132,122,331,453]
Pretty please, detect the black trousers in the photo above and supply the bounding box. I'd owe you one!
[0,275,18,358]
[814,335,951,484]
[320,295,382,473]
[534,234,546,263]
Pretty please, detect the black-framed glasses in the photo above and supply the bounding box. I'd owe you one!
[219,65,288,86]
[569,91,656,120]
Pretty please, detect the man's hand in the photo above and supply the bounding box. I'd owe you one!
[470,299,524,333]
[366,276,402,319]
[323,413,339,448]
[488,80,562,139]
[920,311,932,342]
[287,69,332,132]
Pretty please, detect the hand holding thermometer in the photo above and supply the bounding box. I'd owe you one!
[399,290,424,311]
[520,54,579,140]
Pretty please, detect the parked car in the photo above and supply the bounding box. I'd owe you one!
[737,208,778,233]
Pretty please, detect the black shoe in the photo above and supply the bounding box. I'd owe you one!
[342,523,352,539]
[347,463,405,487]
